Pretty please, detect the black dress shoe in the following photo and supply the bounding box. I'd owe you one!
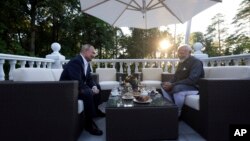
[85,121,103,136]
[85,127,103,136]
[96,109,106,117]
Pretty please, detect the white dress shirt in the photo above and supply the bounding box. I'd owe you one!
[80,54,88,76]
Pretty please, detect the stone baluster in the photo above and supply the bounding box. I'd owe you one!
[142,61,146,68]
[119,62,123,73]
[36,61,41,68]
[149,62,153,68]
[20,61,26,68]
[105,62,108,68]
[28,61,34,68]
[0,59,5,81]
[157,61,161,68]
[127,62,131,75]
[233,59,239,66]
[225,60,230,66]
[47,62,52,68]
[112,62,116,68]
[163,61,168,73]
[210,61,215,66]
[202,60,208,67]
[217,60,221,66]
[245,58,250,66]
[171,61,175,73]
[42,62,47,68]
[97,62,100,69]
[8,60,17,80]
[135,62,139,73]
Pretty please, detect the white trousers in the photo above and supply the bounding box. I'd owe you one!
[161,87,198,116]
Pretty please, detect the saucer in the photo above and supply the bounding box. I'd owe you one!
[111,92,119,96]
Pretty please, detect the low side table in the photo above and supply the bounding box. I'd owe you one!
[106,95,178,141]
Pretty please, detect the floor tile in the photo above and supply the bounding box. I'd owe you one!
[78,118,206,141]
[78,102,206,141]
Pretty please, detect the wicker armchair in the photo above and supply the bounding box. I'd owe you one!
[181,66,250,141]
[0,81,82,141]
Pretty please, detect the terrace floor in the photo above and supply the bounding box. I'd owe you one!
[77,103,206,141]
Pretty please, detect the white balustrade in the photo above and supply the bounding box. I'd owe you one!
[8,60,17,80]
[46,42,65,69]
[1,42,250,81]
[0,59,5,80]
[0,53,54,80]
[91,58,179,75]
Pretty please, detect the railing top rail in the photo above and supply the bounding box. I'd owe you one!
[92,58,179,62]
[0,53,54,62]
[202,53,250,61]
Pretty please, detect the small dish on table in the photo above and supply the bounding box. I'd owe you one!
[133,95,152,103]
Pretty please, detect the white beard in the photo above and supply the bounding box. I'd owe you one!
[179,56,189,63]
[179,59,185,63]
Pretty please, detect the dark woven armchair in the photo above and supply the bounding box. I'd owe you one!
[0,81,82,141]
[182,78,250,141]
[159,66,250,141]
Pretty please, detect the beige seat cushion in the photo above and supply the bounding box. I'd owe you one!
[99,81,119,90]
[96,68,117,81]
[206,66,250,79]
[185,94,200,111]
[141,68,163,88]
[12,68,55,81]
[78,100,84,114]
[96,68,119,90]
[142,68,163,81]
[141,80,162,89]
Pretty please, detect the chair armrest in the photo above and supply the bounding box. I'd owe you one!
[91,73,99,83]
[198,78,250,140]
[199,78,250,112]
[161,73,174,82]
[0,81,79,141]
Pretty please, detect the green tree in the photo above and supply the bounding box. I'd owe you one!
[203,13,228,56]
[204,25,217,56]
[228,0,250,54]
[211,13,228,55]
[189,32,204,45]
[0,0,118,59]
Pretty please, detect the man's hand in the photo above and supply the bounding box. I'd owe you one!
[162,82,173,91]
[92,86,99,94]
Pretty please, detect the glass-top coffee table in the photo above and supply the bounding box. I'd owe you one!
[105,93,178,141]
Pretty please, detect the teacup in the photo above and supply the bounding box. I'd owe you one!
[141,90,148,96]
[111,87,119,96]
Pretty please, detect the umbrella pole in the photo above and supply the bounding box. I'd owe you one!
[173,24,177,58]
[185,19,192,44]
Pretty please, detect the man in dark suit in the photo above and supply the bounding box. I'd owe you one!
[60,44,105,136]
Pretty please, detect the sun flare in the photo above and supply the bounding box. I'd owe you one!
[159,39,170,50]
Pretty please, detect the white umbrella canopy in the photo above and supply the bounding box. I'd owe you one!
[80,0,221,29]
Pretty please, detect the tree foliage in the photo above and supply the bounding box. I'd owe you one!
[228,0,250,54]
[1,0,248,59]
[0,0,117,58]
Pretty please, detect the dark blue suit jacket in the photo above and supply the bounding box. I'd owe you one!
[60,55,96,93]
